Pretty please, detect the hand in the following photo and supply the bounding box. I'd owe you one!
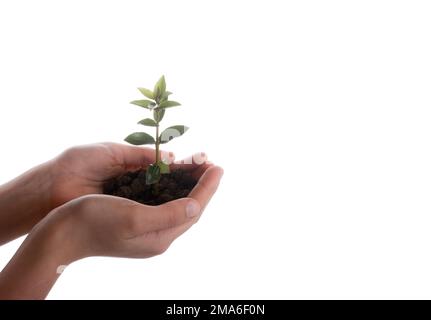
[50,142,172,208]
[0,165,223,299]
[53,164,223,259]
[0,141,208,245]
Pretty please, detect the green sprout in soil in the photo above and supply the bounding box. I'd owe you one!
[124,75,188,192]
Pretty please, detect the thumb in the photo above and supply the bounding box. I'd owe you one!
[144,198,201,231]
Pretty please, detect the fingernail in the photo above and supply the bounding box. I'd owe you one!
[161,152,175,164]
[192,152,207,165]
[186,201,201,218]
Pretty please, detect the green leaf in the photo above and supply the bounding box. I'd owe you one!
[130,99,155,109]
[153,108,165,123]
[138,118,157,127]
[159,125,189,144]
[138,88,154,100]
[146,164,161,185]
[159,100,181,108]
[124,132,155,145]
[158,161,170,174]
[160,91,173,102]
[154,75,166,100]
[153,86,160,101]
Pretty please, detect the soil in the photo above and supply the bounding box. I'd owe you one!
[103,169,197,205]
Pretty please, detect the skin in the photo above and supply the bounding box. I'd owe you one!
[0,143,223,299]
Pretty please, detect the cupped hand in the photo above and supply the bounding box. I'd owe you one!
[49,142,172,208]
[47,165,223,260]
[0,154,222,300]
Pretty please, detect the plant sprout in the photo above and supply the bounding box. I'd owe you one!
[125,75,188,190]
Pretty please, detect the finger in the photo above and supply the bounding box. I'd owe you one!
[191,162,214,180]
[170,152,208,170]
[159,220,197,245]
[134,198,201,233]
[188,165,224,211]
[170,152,212,179]
[132,166,223,242]
[161,150,175,165]
[107,142,174,170]
[163,165,224,239]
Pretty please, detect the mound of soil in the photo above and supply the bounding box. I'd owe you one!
[103,169,197,205]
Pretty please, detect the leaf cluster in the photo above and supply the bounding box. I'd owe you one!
[124,76,188,185]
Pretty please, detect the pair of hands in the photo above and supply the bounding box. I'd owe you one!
[47,143,223,260]
[0,143,223,299]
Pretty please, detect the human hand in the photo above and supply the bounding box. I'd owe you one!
[49,142,173,208]
[0,164,223,299]
[0,141,210,245]
[53,164,223,259]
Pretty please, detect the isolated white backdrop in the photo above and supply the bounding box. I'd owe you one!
[0,0,431,299]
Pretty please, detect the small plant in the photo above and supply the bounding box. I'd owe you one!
[103,75,196,205]
[124,75,188,192]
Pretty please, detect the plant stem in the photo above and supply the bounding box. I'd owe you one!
[154,123,160,195]
[155,124,160,165]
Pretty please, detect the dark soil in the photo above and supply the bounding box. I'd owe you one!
[103,169,197,205]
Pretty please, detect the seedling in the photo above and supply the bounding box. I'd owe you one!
[124,76,188,192]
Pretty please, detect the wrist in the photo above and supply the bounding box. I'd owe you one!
[39,204,89,263]
[0,206,82,299]
[0,160,55,244]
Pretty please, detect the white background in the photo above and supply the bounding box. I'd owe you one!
[0,0,431,299]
